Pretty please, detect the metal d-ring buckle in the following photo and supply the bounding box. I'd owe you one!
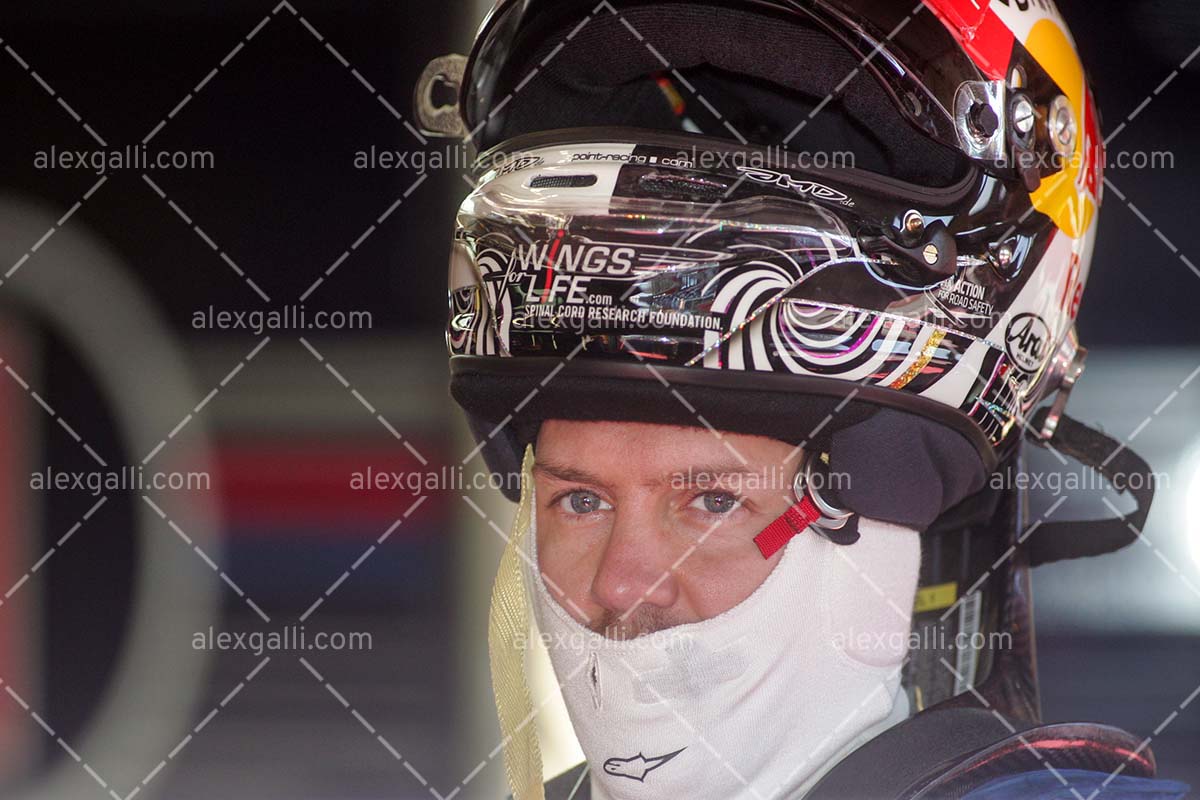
[1039,346,1088,442]
[794,452,855,535]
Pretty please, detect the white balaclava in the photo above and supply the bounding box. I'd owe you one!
[522,480,920,800]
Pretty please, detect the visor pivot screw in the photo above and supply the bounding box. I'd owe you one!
[922,244,940,265]
[1050,95,1077,157]
[967,102,1000,141]
[1011,96,1036,137]
[903,210,925,234]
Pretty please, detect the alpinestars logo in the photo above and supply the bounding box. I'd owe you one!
[736,166,853,206]
[602,748,686,782]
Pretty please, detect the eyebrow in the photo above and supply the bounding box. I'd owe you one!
[533,459,767,489]
[532,460,607,486]
[670,463,769,488]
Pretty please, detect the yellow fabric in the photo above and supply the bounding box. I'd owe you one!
[1026,19,1097,238]
[488,445,545,800]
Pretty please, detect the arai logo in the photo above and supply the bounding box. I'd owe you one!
[1004,312,1051,373]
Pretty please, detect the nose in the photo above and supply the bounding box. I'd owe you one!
[589,508,679,618]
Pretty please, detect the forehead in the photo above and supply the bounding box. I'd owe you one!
[534,419,796,481]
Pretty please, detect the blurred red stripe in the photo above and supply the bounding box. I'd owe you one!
[215,439,451,532]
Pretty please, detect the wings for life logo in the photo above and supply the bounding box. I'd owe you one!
[603,748,686,782]
[1004,312,1051,373]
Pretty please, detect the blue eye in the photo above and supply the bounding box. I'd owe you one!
[690,492,741,514]
[558,490,612,515]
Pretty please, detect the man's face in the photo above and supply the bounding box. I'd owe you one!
[533,420,801,640]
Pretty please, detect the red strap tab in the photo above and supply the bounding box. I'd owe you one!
[754,497,821,559]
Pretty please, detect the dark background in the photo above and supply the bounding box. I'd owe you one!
[2,1,1198,346]
[0,2,1197,798]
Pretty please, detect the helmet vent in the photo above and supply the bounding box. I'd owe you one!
[638,172,727,201]
[528,173,598,188]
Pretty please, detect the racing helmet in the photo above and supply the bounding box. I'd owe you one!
[423,0,1156,770]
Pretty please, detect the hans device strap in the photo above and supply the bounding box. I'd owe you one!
[1021,409,1156,566]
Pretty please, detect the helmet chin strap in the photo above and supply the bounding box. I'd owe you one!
[754,451,859,559]
[755,402,1158,565]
